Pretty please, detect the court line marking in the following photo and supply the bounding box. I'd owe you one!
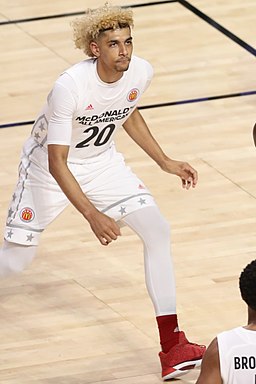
[1,90,255,129]
[178,0,256,57]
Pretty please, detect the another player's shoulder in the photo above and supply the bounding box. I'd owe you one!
[196,337,221,384]
[253,123,256,146]
[217,326,243,342]
[219,326,256,346]
[201,337,220,371]
[207,337,219,355]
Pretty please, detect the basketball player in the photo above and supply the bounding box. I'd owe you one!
[0,4,205,380]
[196,259,256,384]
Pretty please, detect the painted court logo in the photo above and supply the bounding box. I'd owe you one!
[127,88,140,102]
[20,207,35,222]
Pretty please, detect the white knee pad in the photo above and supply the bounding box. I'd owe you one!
[0,240,37,277]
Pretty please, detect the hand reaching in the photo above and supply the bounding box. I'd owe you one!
[161,159,198,189]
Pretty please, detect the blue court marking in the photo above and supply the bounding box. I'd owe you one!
[0,121,35,129]
[139,90,256,110]
[178,0,256,57]
[1,90,255,129]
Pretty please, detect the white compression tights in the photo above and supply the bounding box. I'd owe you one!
[0,240,37,277]
[121,206,177,316]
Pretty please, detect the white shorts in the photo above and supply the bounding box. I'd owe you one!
[4,139,156,245]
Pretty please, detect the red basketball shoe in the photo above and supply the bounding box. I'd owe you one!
[159,331,206,380]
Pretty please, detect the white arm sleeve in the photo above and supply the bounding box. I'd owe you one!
[47,75,78,146]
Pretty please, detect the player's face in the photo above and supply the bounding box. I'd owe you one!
[92,27,133,81]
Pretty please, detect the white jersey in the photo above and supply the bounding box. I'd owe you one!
[28,55,153,162]
[4,55,156,245]
[217,326,256,384]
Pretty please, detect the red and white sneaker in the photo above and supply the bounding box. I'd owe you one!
[159,331,206,381]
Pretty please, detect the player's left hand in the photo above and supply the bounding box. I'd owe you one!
[161,159,198,189]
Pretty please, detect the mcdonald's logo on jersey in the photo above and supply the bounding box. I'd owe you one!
[20,207,35,222]
[127,88,140,102]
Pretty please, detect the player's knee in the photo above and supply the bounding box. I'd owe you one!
[160,215,170,232]
[0,254,31,277]
[0,242,37,278]
[0,263,24,277]
[142,207,171,239]
[145,211,171,242]
[156,215,171,239]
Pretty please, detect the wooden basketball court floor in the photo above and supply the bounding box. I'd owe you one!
[0,0,256,382]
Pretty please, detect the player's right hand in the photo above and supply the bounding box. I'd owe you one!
[85,210,121,246]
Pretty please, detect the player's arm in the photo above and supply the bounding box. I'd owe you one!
[123,108,198,189]
[48,144,120,245]
[196,338,222,384]
[47,79,120,245]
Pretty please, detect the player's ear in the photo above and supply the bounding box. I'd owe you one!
[253,123,256,147]
[90,41,100,57]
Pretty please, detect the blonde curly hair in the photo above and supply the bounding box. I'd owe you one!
[71,3,134,57]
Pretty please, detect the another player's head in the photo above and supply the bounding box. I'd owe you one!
[239,259,256,311]
[72,3,134,65]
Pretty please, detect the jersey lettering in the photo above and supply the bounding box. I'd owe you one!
[76,124,115,148]
[234,356,256,369]
[75,108,131,126]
